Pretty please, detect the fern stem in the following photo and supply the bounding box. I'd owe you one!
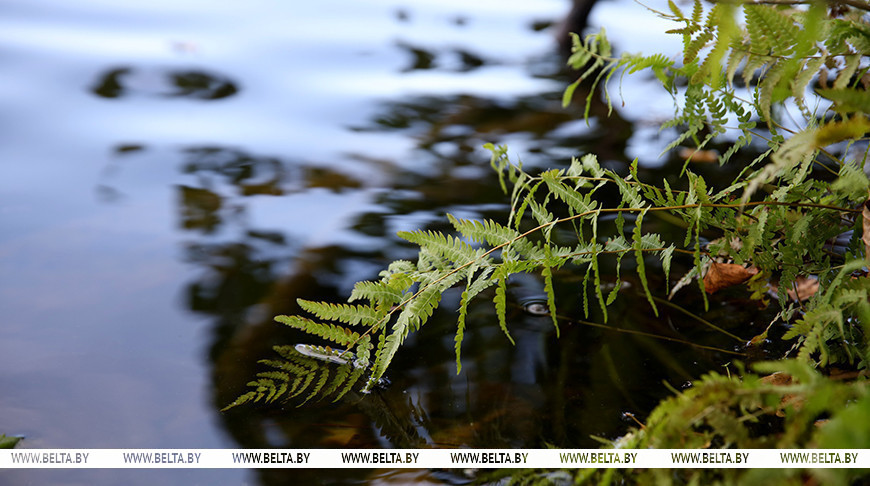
[563,315,747,356]
[650,296,745,342]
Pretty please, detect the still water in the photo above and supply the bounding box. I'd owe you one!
[0,1,765,484]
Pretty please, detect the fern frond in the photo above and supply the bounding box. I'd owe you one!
[757,59,790,124]
[589,219,608,321]
[493,275,512,344]
[541,170,599,215]
[448,215,518,246]
[335,367,366,401]
[297,299,381,327]
[725,40,748,87]
[541,263,560,337]
[745,5,799,56]
[685,29,714,65]
[528,198,556,241]
[274,315,361,347]
[834,54,862,90]
[349,280,403,308]
[633,209,659,316]
[742,52,773,88]
[817,88,870,115]
[321,364,351,399]
[301,366,332,404]
[455,266,496,373]
[792,56,825,118]
[447,215,544,260]
[398,230,487,266]
[604,236,630,305]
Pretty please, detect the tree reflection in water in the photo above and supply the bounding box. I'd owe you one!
[166,117,753,486]
[91,67,238,100]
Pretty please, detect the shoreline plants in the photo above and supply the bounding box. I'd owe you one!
[228,0,870,482]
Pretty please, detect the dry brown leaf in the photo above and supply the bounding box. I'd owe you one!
[767,276,820,302]
[760,372,803,417]
[760,371,792,387]
[788,276,819,301]
[703,262,759,294]
[678,147,719,164]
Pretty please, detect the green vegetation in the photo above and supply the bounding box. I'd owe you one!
[227,0,870,482]
[0,434,22,449]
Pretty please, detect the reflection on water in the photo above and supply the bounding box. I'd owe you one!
[0,0,778,484]
[92,67,238,100]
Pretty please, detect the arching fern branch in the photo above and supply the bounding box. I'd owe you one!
[226,142,862,407]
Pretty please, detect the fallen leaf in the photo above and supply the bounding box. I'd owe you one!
[760,371,792,387]
[768,276,820,302]
[703,262,759,294]
[760,372,803,417]
[788,276,819,301]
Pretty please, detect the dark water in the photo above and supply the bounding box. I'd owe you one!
[0,1,773,485]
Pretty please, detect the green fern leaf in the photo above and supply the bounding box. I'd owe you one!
[660,245,675,292]
[633,209,659,316]
[455,288,469,374]
[274,315,361,347]
[354,334,372,369]
[493,275,514,345]
[816,88,870,115]
[745,5,799,55]
[449,215,517,246]
[742,52,771,88]
[349,280,403,308]
[297,299,380,327]
[792,56,825,117]
[725,41,748,87]
[581,153,605,178]
[398,230,486,266]
[541,263,560,337]
[512,180,542,231]
[301,366,331,404]
[609,170,645,209]
[448,215,543,260]
[604,236,630,305]
[289,367,316,399]
[335,367,365,401]
[252,372,289,403]
[221,391,259,411]
[691,0,703,24]
[455,266,496,373]
[590,218,608,321]
[371,325,405,388]
[667,0,683,18]
[562,79,581,109]
[830,161,870,202]
[757,59,789,124]
[834,55,861,90]
[528,198,555,241]
[321,364,351,399]
[685,29,714,65]
[542,170,599,215]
